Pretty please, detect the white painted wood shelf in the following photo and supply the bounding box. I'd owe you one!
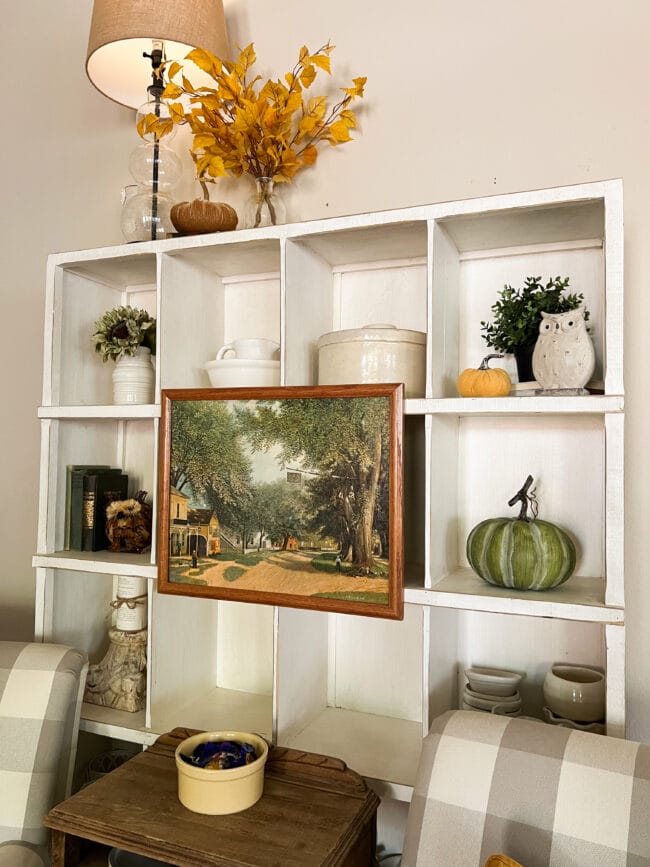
[282,707,423,790]
[32,550,156,579]
[79,703,156,746]
[38,405,160,420]
[405,571,623,624]
[33,179,626,793]
[405,395,624,416]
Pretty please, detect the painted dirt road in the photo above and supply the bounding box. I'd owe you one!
[177,550,389,599]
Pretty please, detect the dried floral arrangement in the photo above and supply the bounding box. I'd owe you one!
[139,42,366,190]
[92,306,156,362]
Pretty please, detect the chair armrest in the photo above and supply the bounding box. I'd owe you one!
[0,841,47,867]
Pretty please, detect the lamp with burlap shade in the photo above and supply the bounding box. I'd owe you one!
[86,0,230,108]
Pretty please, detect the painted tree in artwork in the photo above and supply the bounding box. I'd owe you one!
[307,472,354,558]
[252,480,308,550]
[238,397,389,572]
[170,400,252,526]
[227,480,307,554]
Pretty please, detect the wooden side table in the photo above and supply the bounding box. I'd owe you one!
[44,728,380,866]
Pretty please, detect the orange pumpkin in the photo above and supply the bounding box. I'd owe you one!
[457,354,511,397]
[170,200,238,234]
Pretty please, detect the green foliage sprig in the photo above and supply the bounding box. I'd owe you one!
[92,305,156,362]
[481,276,589,355]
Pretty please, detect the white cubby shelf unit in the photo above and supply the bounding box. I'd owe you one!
[33,179,625,798]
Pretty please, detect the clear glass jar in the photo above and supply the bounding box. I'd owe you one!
[242,177,286,228]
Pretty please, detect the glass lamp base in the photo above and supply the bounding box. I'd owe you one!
[121,189,175,242]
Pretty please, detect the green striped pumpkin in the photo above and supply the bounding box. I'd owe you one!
[466,476,576,591]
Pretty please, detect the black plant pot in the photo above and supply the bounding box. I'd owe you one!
[514,341,537,383]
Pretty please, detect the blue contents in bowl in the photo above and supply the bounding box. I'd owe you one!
[180,739,257,770]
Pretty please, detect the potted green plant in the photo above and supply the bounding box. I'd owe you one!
[480,276,588,382]
[92,306,156,404]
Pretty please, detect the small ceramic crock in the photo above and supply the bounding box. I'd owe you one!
[175,730,269,815]
[542,665,605,722]
[317,323,426,397]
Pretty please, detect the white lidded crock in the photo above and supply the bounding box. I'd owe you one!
[317,323,426,398]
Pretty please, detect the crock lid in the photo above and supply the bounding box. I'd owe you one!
[317,323,426,347]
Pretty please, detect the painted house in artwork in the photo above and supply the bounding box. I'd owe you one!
[169,486,189,556]
[187,508,221,556]
[168,490,221,556]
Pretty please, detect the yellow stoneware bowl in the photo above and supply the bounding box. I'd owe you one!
[175,730,269,815]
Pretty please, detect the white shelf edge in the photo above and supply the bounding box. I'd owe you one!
[458,237,603,263]
[405,395,624,415]
[79,703,158,745]
[405,572,624,624]
[40,398,623,419]
[32,552,157,579]
[38,404,160,419]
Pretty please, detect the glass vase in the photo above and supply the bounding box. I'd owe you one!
[243,177,286,229]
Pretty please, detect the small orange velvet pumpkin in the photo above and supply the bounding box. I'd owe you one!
[170,199,238,234]
[457,354,511,397]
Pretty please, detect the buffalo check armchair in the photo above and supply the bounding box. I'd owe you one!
[402,709,650,866]
[0,642,88,867]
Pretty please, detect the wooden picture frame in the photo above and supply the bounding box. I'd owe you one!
[157,384,404,620]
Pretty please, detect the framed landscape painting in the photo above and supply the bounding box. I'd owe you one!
[157,384,404,620]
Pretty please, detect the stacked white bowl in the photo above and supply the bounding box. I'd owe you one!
[462,667,524,716]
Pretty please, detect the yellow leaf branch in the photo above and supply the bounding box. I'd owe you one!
[143,41,366,185]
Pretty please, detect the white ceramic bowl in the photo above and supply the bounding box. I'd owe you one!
[542,706,606,734]
[463,688,522,713]
[205,358,280,388]
[464,667,523,697]
[461,700,522,717]
[175,730,269,815]
[464,686,521,708]
[542,665,605,723]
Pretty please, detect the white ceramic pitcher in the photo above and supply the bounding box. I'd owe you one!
[216,338,280,361]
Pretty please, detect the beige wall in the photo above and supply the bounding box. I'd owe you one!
[2,0,648,740]
[0,0,132,638]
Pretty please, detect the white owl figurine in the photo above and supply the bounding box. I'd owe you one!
[532,307,595,391]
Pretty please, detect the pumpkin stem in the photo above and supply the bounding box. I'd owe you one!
[478,353,505,370]
[200,180,210,201]
[508,474,536,521]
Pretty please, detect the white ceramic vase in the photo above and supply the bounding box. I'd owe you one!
[112,347,155,404]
